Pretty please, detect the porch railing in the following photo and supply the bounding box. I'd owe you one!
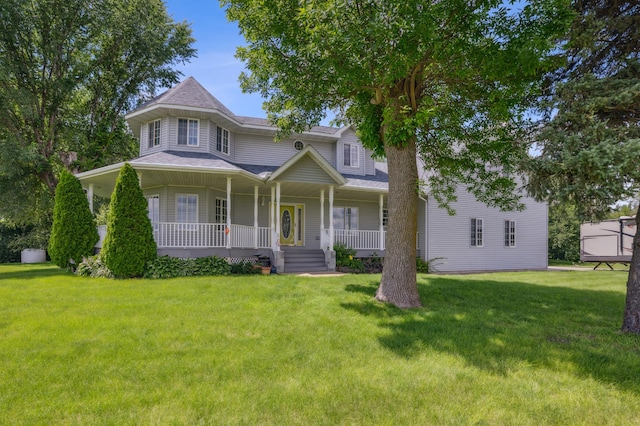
[327,229,419,251]
[334,229,386,251]
[96,222,271,249]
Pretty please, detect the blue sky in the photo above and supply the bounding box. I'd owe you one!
[163,0,266,118]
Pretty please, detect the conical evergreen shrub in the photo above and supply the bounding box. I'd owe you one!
[48,169,99,270]
[102,163,156,277]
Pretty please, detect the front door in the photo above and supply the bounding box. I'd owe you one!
[279,204,304,246]
[280,205,295,245]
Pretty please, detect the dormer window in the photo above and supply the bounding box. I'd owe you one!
[344,143,359,168]
[148,119,161,148]
[178,118,198,146]
[216,126,229,154]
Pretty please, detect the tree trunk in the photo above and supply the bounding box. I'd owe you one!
[375,135,422,308]
[622,211,640,333]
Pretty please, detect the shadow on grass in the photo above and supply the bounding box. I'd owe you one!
[342,277,640,393]
[0,264,72,281]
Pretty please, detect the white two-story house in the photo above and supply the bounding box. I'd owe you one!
[76,77,548,273]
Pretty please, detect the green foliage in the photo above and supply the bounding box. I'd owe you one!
[224,0,572,307]
[224,0,572,211]
[102,163,156,278]
[334,243,356,267]
[416,257,445,274]
[416,257,430,274]
[48,169,99,270]
[230,261,261,275]
[0,0,196,241]
[76,255,113,278]
[143,256,232,279]
[0,221,23,263]
[548,202,581,262]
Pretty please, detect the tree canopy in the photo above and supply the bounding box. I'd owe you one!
[525,0,640,333]
[222,0,572,307]
[0,0,196,238]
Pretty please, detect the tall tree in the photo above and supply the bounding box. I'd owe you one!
[48,169,99,270]
[222,0,571,307]
[0,0,196,240]
[525,1,640,332]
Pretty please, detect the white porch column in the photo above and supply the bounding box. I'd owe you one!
[320,189,325,248]
[226,177,232,249]
[379,193,385,251]
[270,186,276,251]
[137,172,142,187]
[275,182,281,249]
[329,185,334,250]
[253,186,259,249]
[87,183,94,213]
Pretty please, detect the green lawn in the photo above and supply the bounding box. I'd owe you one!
[1,264,639,425]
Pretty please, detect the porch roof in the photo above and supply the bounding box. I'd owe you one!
[76,149,389,200]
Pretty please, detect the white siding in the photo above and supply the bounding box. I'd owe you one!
[140,117,168,157]
[164,116,211,154]
[337,128,366,176]
[425,186,548,272]
[234,133,335,167]
[210,122,235,161]
[165,186,208,223]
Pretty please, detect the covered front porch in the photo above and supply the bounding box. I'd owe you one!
[79,148,390,272]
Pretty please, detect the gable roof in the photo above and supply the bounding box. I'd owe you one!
[267,145,346,185]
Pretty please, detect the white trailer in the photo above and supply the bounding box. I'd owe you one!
[580,217,635,269]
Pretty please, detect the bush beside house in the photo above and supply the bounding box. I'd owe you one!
[48,170,99,270]
[101,163,156,278]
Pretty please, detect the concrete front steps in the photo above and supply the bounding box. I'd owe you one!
[282,247,328,273]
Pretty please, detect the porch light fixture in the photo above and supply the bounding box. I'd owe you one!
[261,196,265,206]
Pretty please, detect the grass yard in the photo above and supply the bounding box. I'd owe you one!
[1,264,639,425]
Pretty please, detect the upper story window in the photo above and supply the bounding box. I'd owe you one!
[344,143,359,168]
[382,208,389,227]
[293,140,304,151]
[148,120,161,148]
[333,207,359,230]
[216,126,229,154]
[471,218,483,247]
[178,118,198,146]
[504,220,516,248]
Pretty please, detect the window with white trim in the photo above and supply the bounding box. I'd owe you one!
[147,195,159,231]
[177,194,198,224]
[333,207,359,230]
[178,118,198,146]
[216,126,229,154]
[343,143,359,168]
[215,197,227,224]
[148,120,161,148]
[470,218,483,247]
[147,195,159,223]
[382,208,389,227]
[504,220,516,247]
